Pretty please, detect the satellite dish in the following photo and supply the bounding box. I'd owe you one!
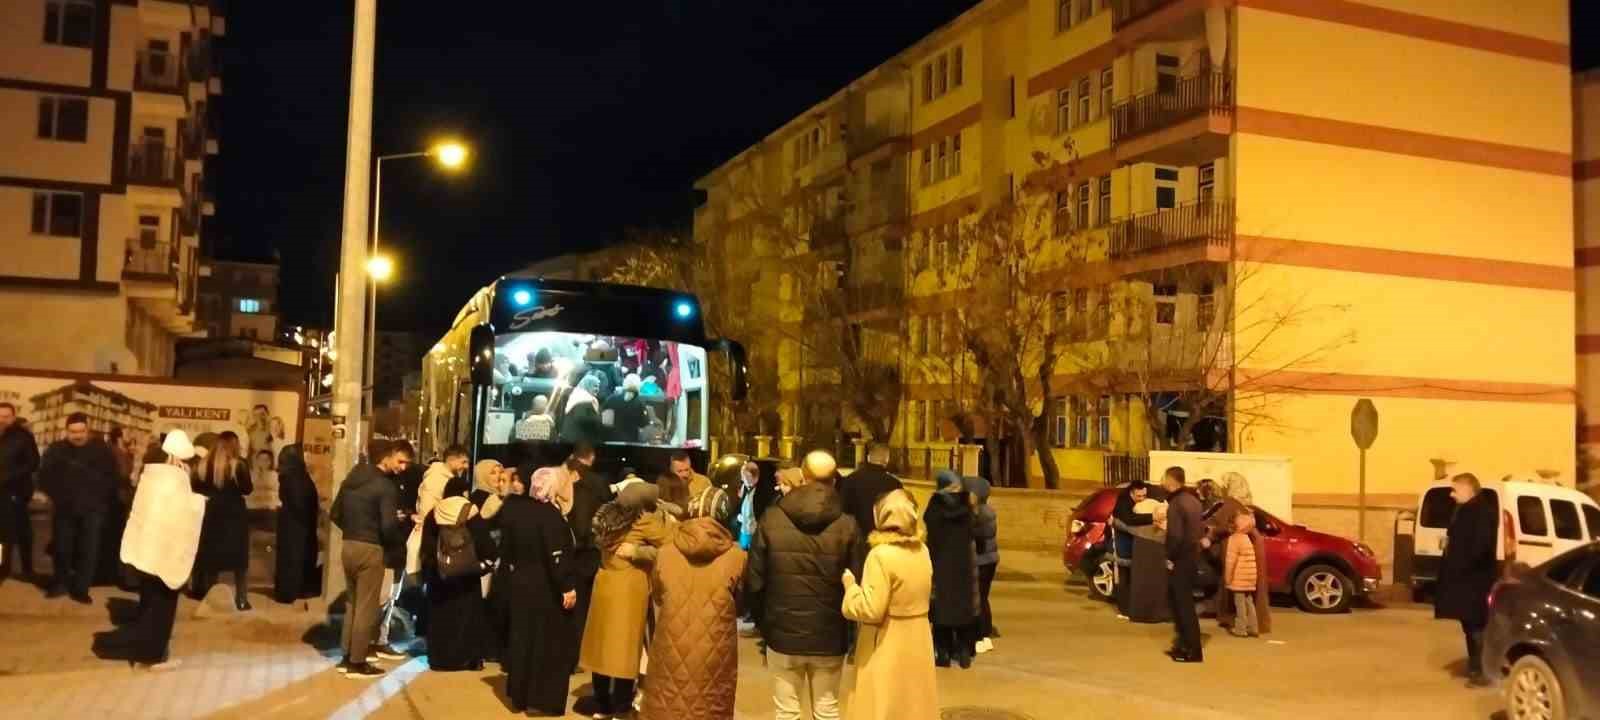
[93,346,139,375]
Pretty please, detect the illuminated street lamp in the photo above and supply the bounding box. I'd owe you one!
[366,139,470,411]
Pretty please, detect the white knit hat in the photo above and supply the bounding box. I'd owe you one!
[161,430,196,461]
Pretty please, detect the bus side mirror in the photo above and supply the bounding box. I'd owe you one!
[469,324,496,386]
[718,339,748,402]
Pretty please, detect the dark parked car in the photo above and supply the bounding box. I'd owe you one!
[1482,542,1600,720]
[1063,486,1383,613]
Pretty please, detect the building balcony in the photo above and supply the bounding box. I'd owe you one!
[1108,197,1234,263]
[134,49,186,94]
[1111,0,1179,27]
[128,143,180,187]
[1111,69,1233,166]
[124,238,199,334]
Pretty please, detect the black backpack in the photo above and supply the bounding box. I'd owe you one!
[436,515,480,579]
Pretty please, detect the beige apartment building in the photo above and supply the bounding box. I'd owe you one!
[695,0,1579,553]
[0,0,223,375]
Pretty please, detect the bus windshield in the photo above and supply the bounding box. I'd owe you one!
[484,330,709,450]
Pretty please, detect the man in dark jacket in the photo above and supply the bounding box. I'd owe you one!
[1434,472,1499,688]
[1161,466,1205,663]
[837,443,901,575]
[329,438,412,678]
[0,404,40,582]
[38,412,120,603]
[744,450,858,720]
[563,442,612,669]
[1111,481,1155,616]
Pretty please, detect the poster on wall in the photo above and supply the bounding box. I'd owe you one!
[0,370,304,509]
[300,417,335,504]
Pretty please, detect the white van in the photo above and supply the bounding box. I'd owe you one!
[1412,475,1600,591]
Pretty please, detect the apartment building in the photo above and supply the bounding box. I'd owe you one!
[0,0,223,375]
[1579,69,1600,489]
[196,258,279,340]
[697,0,1577,539]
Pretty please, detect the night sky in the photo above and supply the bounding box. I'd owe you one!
[216,2,1597,339]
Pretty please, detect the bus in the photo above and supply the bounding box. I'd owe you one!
[420,275,747,478]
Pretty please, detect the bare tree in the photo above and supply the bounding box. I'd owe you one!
[934,144,1096,489]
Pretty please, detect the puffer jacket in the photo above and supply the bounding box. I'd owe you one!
[964,476,999,566]
[744,481,860,657]
[1225,530,1259,592]
[642,517,747,720]
[329,462,400,548]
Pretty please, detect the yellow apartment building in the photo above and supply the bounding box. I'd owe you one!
[700,0,1578,545]
[0,0,222,375]
[1579,68,1600,488]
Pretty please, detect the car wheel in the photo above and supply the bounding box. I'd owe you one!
[1294,564,1353,614]
[1506,654,1567,720]
[1088,555,1116,601]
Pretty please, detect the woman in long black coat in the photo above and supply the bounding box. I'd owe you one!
[500,471,578,716]
[421,475,497,671]
[924,469,979,668]
[193,431,253,610]
[1434,473,1500,685]
[273,445,319,603]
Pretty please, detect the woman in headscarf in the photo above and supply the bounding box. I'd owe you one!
[273,445,319,603]
[420,474,497,671]
[560,375,605,444]
[841,489,937,720]
[469,459,505,523]
[1203,472,1270,635]
[580,482,670,719]
[193,431,253,610]
[923,469,979,668]
[499,460,580,716]
[118,430,206,671]
[640,483,745,720]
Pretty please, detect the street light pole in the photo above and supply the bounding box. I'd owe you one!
[366,151,426,417]
[325,0,378,605]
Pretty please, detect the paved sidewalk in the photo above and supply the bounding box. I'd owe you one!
[0,569,1502,720]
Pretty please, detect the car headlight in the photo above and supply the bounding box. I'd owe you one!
[1355,543,1376,559]
[1070,519,1085,535]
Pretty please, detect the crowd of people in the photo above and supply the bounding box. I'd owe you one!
[315,439,1004,719]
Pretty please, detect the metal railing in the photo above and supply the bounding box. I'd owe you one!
[125,238,176,277]
[1111,0,1179,27]
[134,49,185,93]
[128,143,179,186]
[1103,453,1149,488]
[1108,197,1234,259]
[1111,69,1232,144]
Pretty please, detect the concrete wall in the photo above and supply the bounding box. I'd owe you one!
[902,477,1087,553]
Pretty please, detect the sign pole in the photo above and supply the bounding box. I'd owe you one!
[1349,398,1379,547]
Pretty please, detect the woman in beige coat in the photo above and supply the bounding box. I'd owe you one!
[841,488,937,720]
[579,482,670,718]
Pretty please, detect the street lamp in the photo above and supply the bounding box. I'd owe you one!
[366,140,470,412]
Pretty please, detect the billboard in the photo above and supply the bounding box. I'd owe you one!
[0,368,304,509]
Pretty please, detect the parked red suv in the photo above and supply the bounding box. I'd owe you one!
[1062,487,1383,613]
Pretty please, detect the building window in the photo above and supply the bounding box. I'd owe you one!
[942,311,961,353]
[1003,173,1015,203]
[952,46,964,88]
[1072,288,1089,340]
[1155,166,1178,210]
[43,0,94,48]
[30,191,83,237]
[1077,76,1091,124]
[1097,175,1112,225]
[933,140,948,183]
[37,96,89,142]
[1079,0,1095,22]
[1007,76,1016,119]
[1076,181,1090,230]
[1100,67,1113,118]
[1056,88,1071,134]
[1197,283,1215,330]
[1154,284,1177,325]
[1199,162,1216,204]
[949,133,961,177]
[935,55,949,97]
[1054,190,1071,237]
[136,214,159,248]
[1057,0,1073,32]
[921,147,933,186]
[1096,395,1112,447]
[1052,397,1069,448]
[1073,397,1090,446]
[238,298,263,314]
[911,400,927,443]
[922,63,934,104]
[1051,291,1069,334]
[1157,54,1179,94]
